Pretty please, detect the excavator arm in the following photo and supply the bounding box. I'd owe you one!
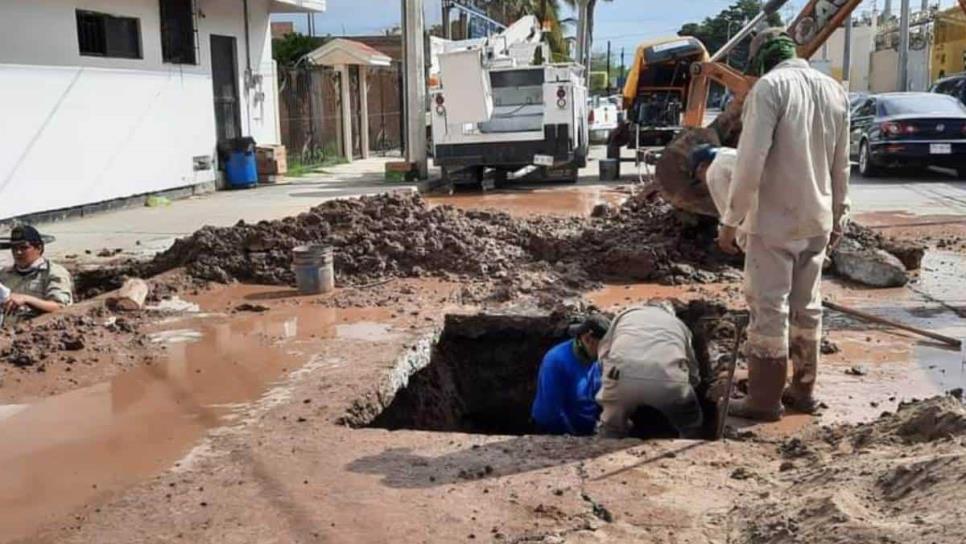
[658,0,866,217]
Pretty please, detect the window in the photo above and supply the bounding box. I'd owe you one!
[855,99,876,118]
[160,0,197,64]
[76,10,142,59]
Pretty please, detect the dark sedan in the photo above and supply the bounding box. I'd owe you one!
[851,92,966,177]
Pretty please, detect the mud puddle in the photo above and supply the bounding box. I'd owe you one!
[0,294,395,541]
[425,185,626,217]
[820,252,965,424]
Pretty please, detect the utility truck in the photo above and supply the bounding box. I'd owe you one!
[430,16,589,188]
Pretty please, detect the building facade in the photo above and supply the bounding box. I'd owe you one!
[0,0,324,221]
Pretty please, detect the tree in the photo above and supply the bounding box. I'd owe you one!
[677,0,782,69]
[272,32,327,68]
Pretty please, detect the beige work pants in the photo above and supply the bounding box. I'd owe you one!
[743,233,830,390]
[597,369,704,439]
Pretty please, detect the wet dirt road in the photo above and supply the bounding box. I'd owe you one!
[0,286,399,541]
[4,179,966,544]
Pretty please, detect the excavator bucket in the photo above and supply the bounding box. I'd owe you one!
[654,105,743,217]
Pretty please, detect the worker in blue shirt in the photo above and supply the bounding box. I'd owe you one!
[531,315,611,436]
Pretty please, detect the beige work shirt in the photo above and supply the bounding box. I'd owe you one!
[723,59,851,240]
[0,259,74,325]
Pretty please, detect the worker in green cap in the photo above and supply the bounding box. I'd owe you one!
[716,28,851,421]
[0,225,74,327]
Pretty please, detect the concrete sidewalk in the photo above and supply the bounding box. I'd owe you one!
[15,157,416,266]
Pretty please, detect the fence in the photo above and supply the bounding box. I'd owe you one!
[277,63,403,168]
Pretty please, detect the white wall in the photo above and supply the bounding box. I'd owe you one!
[0,0,282,220]
[808,24,875,91]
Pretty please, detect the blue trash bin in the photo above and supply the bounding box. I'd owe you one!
[226,149,258,189]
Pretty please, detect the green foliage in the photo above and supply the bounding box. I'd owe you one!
[272,33,327,68]
[677,0,783,69]
[287,145,347,177]
[589,52,622,93]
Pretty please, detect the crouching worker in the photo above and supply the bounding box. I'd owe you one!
[0,225,74,327]
[596,302,704,439]
[531,315,611,436]
[689,144,745,245]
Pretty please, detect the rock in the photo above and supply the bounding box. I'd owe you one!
[845,365,868,376]
[831,240,909,287]
[880,238,925,271]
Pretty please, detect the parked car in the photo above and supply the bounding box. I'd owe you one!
[849,91,869,111]
[850,92,966,177]
[588,95,620,143]
[929,73,966,105]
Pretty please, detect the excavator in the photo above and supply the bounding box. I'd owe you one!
[653,0,866,217]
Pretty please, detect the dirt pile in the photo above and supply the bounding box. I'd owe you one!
[738,394,966,544]
[142,192,741,301]
[0,309,145,369]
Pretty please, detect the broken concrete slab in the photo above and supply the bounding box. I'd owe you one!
[832,240,909,288]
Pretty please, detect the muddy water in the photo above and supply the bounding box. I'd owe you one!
[820,252,965,424]
[0,293,394,542]
[426,185,627,217]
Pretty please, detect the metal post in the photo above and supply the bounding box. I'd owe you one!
[898,0,910,91]
[620,47,625,87]
[843,15,853,89]
[442,0,451,39]
[606,40,611,94]
[402,0,428,178]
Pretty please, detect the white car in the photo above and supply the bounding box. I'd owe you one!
[588,95,620,143]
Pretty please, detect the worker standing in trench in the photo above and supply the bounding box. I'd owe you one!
[531,315,610,436]
[715,28,851,421]
[0,225,74,328]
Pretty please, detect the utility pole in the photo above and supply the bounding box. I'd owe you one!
[898,0,910,91]
[442,0,451,39]
[843,15,853,89]
[606,40,611,94]
[619,47,625,88]
[401,0,428,178]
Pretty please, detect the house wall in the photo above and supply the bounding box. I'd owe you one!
[0,0,282,220]
[808,24,875,91]
[870,46,931,93]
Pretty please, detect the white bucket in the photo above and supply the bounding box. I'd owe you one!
[292,245,334,295]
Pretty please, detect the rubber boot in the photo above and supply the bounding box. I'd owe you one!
[729,356,787,422]
[783,337,820,413]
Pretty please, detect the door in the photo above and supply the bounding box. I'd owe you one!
[210,35,242,143]
[850,98,876,159]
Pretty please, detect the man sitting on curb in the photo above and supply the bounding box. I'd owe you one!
[0,225,74,327]
[531,315,610,436]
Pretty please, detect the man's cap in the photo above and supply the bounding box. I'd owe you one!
[748,27,789,64]
[688,144,719,177]
[9,225,44,245]
[568,314,611,339]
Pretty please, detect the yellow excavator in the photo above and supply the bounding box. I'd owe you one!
[651,0,867,216]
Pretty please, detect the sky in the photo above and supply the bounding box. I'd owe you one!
[274,0,964,58]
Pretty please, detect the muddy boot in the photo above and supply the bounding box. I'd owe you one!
[784,337,820,413]
[729,356,787,422]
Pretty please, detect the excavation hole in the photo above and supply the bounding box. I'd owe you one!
[366,302,732,439]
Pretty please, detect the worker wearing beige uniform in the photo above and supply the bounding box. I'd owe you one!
[717,29,851,421]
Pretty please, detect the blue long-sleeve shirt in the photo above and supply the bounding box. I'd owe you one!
[531,340,602,436]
